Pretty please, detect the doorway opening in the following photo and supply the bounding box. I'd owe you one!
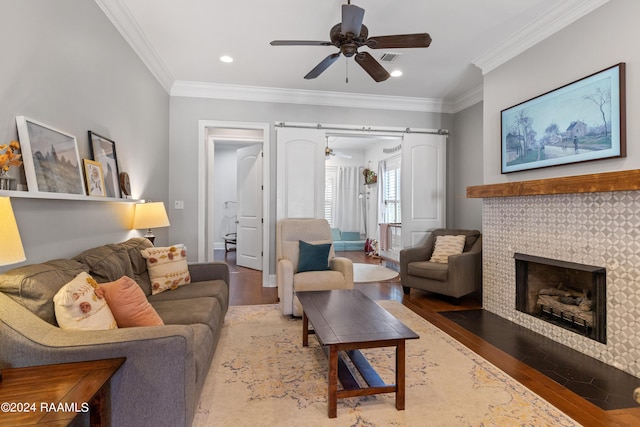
[198,120,271,287]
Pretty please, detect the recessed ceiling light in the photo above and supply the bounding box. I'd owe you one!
[390,70,403,77]
[220,55,233,63]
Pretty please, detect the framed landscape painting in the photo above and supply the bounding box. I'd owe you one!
[89,131,121,198]
[16,116,86,195]
[501,63,626,173]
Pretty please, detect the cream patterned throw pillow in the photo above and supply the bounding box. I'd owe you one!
[429,235,466,264]
[53,272,118,330]
[141,244,191,295]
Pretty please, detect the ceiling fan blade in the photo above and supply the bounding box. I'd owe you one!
[341,4,365,36]
[304,53,341,79]
[366,33,432,49]
[270,40,333,46]
[354,52,390,82]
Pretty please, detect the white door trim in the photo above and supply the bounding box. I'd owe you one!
[197,120,271,287]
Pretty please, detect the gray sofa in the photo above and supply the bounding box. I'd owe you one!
[0,237,229,427]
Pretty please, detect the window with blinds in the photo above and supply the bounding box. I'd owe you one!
[324,166,336,226]
[383,156,401,223]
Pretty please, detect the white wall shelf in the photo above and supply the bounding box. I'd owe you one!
[0,189,140,203]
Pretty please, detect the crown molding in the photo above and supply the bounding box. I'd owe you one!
[96,0,483,113]
[171,81,452,113]
[451,85,483,113]
[94,0,174,93]
[473,0,610,75]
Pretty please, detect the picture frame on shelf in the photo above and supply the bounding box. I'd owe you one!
[16,116,86,195]
[501,63,626,174]
[83,159,106,197]
[89,131,121,198]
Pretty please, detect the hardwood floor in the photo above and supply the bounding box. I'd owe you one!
[215,249,640,426]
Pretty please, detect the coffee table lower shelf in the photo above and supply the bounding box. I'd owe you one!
[327,345,402,399]
[302,308,410,418]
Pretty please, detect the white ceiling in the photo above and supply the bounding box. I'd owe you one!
[99,0,608,111]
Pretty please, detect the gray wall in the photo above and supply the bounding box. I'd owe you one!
[483,0,638,185]
[169,96,452,271]
[450,101,483,230]
[0,0,169,271]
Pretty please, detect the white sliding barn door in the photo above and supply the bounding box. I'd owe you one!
[236,144,263,270]
[276,127,325,220]
[401,133,446,248]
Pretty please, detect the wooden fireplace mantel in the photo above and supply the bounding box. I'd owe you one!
[466,169,640,198]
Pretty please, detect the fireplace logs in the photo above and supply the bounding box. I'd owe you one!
[537,285,593,327]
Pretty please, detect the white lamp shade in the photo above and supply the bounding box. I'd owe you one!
[132,202,170,230]
[0,197,26,266]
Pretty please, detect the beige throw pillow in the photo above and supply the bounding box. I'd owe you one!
[141,244,191,295]
[53,272,118,330]
[429,235,466,264]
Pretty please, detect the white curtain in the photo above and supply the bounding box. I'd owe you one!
[333,166,364,233]
[376,160,386,247]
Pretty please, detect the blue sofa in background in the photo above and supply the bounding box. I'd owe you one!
[331,228,366,251]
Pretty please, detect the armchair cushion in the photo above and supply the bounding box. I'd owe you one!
[408,261,449,281]
[294,270,347,291]
[297,241,332,272]
[429,235,466,263]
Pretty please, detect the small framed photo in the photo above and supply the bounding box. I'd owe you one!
[89,131,121,198]
[83,159,106,197]
[16,116,86,195]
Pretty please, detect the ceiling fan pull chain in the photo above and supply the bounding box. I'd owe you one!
[346,59,349,83]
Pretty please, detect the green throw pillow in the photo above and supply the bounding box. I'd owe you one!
[298,240,331,272]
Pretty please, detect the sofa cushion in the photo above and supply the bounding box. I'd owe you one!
[141,245,191,295]
[0,259,88,325]
[298,241,331,272]
[100,276,164,327]
[74,238,154,294]
[429,235,466,263]
[147,280,229,316]
[330,228,342,241]
[151,296,223,334]
[53,272,118,330]
[408,261,449,282]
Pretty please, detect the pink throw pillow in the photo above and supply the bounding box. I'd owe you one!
[100,276,164,327]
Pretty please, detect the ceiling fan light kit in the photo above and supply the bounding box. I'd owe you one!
[270,1,431,82]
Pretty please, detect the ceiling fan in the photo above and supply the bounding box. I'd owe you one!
[325,137,352,159]
[270,1,432,82]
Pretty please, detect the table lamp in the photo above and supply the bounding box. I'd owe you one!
[0,197,26,382]
[132,201,170,244]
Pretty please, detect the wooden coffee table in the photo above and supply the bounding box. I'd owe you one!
[297,289,419,418]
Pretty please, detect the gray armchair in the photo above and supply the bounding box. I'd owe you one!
[400,229,482,301]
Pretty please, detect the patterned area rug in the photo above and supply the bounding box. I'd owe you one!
[353,263,399,283]
[194,302,582,426]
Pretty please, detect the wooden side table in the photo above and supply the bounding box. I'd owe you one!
[0,357,125,426]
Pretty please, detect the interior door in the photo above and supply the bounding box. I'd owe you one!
[276,127,326,221]
[401,133,446,248]
[236,144,263,270]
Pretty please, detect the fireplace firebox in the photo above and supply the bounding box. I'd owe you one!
[515,253,606,344]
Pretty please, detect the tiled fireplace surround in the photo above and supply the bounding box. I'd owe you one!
[482,190,640,378]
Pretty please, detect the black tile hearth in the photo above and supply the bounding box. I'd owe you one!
[441,309,640,410]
